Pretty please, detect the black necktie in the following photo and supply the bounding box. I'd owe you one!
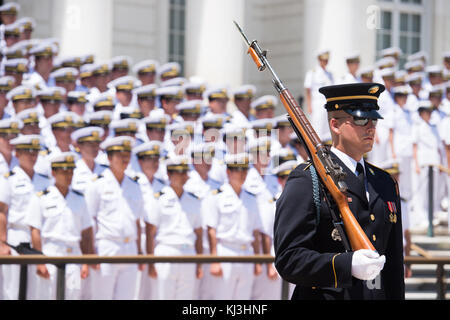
[356,162,365,185]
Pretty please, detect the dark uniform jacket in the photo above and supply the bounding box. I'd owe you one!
[274,152,405,300]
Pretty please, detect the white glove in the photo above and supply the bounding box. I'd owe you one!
[351,249,386,281]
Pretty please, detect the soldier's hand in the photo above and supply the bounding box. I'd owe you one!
[36,264,50,279]
[267,264,279,280]
[196,264,203,279]
[148,263,157,278]
[351,249,385,281]
[80,264,89,279]
[254,263,262,276]
[210,262,223,277]
[0,243,10,255]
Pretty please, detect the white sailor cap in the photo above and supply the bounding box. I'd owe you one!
[221,123,248,138]
[251,95,278,110]
[3,21,22,36]
[376,57,396,69]
[232,84,257,99]
[379,67,396,79]
[191,142,216,158]
[425,65,443,76]
[407,51,428,62]
[271,148,297,166]
[0,117,22,134]
[394,70,408,83]
[133,141,162,158]
[380,47,402,58]
[91,62,112,75]
[111,55,132,71]
[155,85,184,100]
[273,114,291,128]
[358,66,374,78]
[37,86,66,101]
[157,62,181,79]
[142,111,171,129]
[160,77,187,88]
[444,51,450,60]
[6,85,36,101]
[107,75,140,91]
[4,44,26,59]
[344,51,360,62]
[203,85,229,100]
[250,118,275,131]
[166,154,191,172]
[84,110,113,126]
[51,67,78,82]
[272,160,298,177]
[168,121,196,136]
[428,84,445,97]
[48,152,78,170]
[201,113,227,129]
[248,136,271,153]
[404,60,424,72]
[100,135,135,152]
[176,99,205,115]
[0,2,20,14]
[133,84,158,98]
[53,56,82,69]
[132,59,159,74]
[71,126,104,143]
[91,92,116,110]
[109,118,140,134]
[392,85,411,96]
[182,81,206,95]
[224,152,251,169]
[10,134,41,150]
[80,54,95,65]
[48,111,81,129]
[417,100,433,111]
[67,91,88,104]
[3,58,28,74]
[316,48,330,60]
[79,63,97,79]
[405,72,424,85]
[0,76,15,92]
[16,107,41,125]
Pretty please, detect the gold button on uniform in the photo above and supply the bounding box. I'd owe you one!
[372,235,377,241]
[370,214,375,221]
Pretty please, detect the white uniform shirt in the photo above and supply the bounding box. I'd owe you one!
[412,118,442,166]
[386,104,414,157]
[203,183,262,246]
[25,186,93,245]
[243,166,281,198]
[145,186,202,247]
[0,153,18,176]
[84,168,147,241]
[71,158,106,193]
[0,166,51,227]
[184,169,222,199]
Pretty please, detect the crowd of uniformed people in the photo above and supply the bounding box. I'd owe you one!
[0,2,449,300]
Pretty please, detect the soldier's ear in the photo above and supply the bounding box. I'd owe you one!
[329,117,341,136]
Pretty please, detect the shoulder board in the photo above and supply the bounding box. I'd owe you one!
[129,175,140,183]
[4,170,14,178]
[37,173,50,179]
[187,191,199,199]
[36,187,50,197]
[99,164,109,168]
[92,174,104,181]
[154,177,166,185]
[71,189,84,197]
[154,191,164,199]
[39,150,49,156]
[211,187,223,195]
[244,189,257,197]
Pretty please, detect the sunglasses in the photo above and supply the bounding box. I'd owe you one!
[334,116,378,127]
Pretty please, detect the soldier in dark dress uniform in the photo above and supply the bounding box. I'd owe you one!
[274,83,405,300]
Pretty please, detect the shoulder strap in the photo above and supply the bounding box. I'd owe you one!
[309,165,321,225]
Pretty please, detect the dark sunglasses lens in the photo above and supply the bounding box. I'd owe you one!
[353,117,377,126]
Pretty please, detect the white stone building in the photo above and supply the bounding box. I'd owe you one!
[5,0,450,111]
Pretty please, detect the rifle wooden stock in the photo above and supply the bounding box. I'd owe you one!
[279,89,375,251]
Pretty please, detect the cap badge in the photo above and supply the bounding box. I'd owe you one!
[368,86,379,94]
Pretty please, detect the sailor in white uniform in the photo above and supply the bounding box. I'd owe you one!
[25,152,95,300]
[0,135,51,300]
[145,155,203,300]
[203,153,263,300]
[84,136,148,300]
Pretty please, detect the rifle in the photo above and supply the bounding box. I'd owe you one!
[234,21,375,252]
